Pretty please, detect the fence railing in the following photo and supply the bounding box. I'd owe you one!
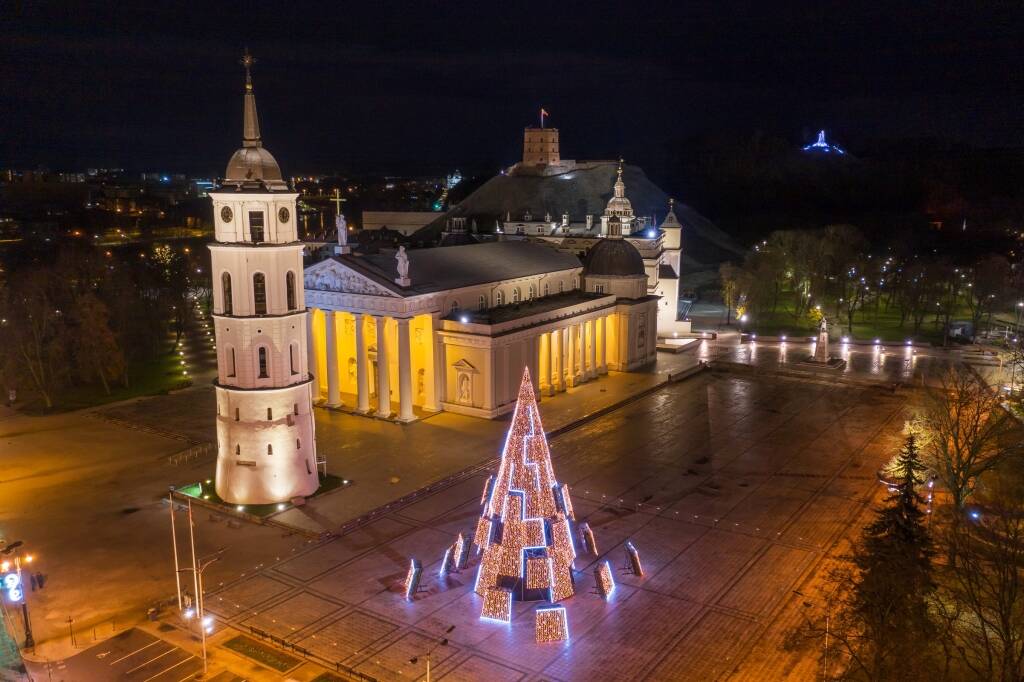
[168,441,215,466]
[245,625,378,682]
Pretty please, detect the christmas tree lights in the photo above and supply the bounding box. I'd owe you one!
[595,561,615,599]
[474,368,579,619]
[404,559,423,600]
[535,605,569,643]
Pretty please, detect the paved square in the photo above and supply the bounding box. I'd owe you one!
[207,373,907,680]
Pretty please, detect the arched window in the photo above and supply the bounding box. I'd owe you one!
[234,407,239,421]
[296,438,301,449]
[267,407,273,420]
[222,272,233,314]
[543,283,550,297]
[512,288,521,304]
[595,284,605,294]
[495,290,504,306]
[293,403,298,415]
[228,348,236,377]
[235,444,240,455]
[267,444,273,455]
[478,295,487,310]
[258,347,269,378]
[558,281,565,294]
[528,284,536,300]
[289,344,298,375]
[253,273,267,315]
[286,271,297,311]
[450,301,460,314]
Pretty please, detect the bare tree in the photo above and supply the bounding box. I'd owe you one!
[935,479,1024,681]
[913,365,1021,511]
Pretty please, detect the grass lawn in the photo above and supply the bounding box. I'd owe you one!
[746,298,974,345]
[177,474,351,516]
[17,347,191,414]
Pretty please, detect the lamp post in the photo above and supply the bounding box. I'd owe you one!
[2,541,35,650]
[409,624,455,682]
[178,555,220,676]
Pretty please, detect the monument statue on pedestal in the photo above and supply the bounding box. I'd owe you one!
[814,316,830,363]
[334,213,350,255]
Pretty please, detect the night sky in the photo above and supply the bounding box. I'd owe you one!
[4,2,1022,177]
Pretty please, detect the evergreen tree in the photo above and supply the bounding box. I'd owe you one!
[847,434,937,679]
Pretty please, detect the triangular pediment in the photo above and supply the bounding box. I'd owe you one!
[452,358,478,373]
[304,259,398,297]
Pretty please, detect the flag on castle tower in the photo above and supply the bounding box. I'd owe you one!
[540,108,549,128]
[474,367,578,622]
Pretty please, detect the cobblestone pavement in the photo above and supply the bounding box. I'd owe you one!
[204,373,911,681]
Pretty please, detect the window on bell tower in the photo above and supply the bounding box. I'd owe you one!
[249,211,265,243]
[222,272,233,314]
[258,347,269,378]
[286,271,297,311]
[253,273,267,314]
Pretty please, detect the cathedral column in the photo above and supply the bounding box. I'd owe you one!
[597,315,608,375]
[306,308,321,401]
[355,313,370,413]
[587,319,597,379]
[424,316,440,412]
[551,327,563,392]
[566,324,577,388]
[539,332,551,396]
[397,318,414,422]
[577,322,586,382]
[325,310,341,407]
[526,334,540,398]
[375,315,393,417]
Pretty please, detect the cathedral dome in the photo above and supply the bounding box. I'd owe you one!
[225,146,283,183]
[219,52,289,191]
[584,238,645,276]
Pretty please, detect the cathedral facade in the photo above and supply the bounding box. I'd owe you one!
[303,238,657,419]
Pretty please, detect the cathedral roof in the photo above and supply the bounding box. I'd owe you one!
[336,241,582,295]
[583,238,645,277]
[414,161,744,269]
[660,199,682,230]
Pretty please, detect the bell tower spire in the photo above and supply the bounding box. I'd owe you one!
[240,50,261,148]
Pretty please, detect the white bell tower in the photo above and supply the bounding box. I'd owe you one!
[208,52,319,504]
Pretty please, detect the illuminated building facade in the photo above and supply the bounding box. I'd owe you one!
[303,239,658,419]
[209,54,319,504]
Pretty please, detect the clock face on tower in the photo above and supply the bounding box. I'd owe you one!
[220,206,233,222]
[278,207,290,223]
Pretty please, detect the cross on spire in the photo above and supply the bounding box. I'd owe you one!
[240,49,261,147]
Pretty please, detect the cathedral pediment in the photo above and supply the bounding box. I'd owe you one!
[452,358,479,373]
[304,259,397,297]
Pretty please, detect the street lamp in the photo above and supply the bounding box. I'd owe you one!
[409,624,455,682]
[2,541,34,650]
[178,555,220,675]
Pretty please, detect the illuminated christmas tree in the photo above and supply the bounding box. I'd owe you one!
[474,367,577,622]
